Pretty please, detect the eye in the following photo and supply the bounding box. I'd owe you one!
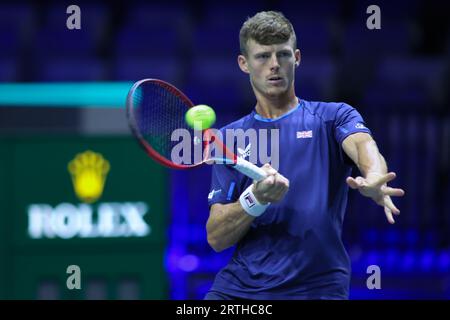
[278,51,291,58]
[257,53,270,59]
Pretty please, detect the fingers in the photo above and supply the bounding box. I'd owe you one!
[346,176,366,189]
[346,177,358,189]
[384,206,395,224]
[269,174,289,200]
[261,163,277,176]
[375,172,397,186]
[384,195,400,215]
[255,164,275,186]
[264,173,289,200]
[256,186,285,203]
[263,185,283,201]
[382,186,405,197]
[347,172,404,225]
[254,164,289,202]
[348,172,398,189]
[255,174,275,193]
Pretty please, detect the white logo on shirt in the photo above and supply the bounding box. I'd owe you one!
[193,136,201,145]
[237,143,251,159]
[208,189,222,200]
[355,123,366,129]
[296,130,313,139]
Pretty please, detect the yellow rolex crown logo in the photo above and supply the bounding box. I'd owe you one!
[68,150,110,203]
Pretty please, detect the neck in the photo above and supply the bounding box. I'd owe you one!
[254,88,298,119]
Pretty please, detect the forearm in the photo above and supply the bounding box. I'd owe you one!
[206,202,255,252]
[355,140,387,177]
[344,133,388,177]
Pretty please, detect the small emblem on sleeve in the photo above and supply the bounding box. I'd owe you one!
[355,123,366,129]
[208,189,222,200]
[237,143,251,159]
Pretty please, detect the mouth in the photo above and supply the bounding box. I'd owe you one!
[267,76,284,85]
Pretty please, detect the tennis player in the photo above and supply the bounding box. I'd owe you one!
[205,11,405,300]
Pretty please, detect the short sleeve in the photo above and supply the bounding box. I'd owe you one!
[208,162,242,207]
[334,103,372,145]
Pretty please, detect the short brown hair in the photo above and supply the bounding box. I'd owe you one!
[239,11,297,56]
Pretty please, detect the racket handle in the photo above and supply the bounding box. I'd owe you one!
[234,157,267,182]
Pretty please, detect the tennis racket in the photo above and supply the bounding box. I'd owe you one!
[126,78,267,181]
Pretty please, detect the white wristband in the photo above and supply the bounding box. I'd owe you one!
[239,184,270,217]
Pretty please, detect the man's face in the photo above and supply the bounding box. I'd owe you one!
[238,38,300,98]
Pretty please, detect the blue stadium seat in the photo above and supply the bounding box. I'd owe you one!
[117,3,190,60]
[192,3,270,58]
[186,56,250,112]
[0,58,19,82]
[183,82,244,115]
[362,84,429,112]
[279,0,340,21]
[383,248,401,273]
[362,228,379,247]
[400,250,417,273]
[124,3,190,30]
[0,29,22,58]
[35,58,106,81]
[189,56,245,85]
[115,26,181,59]
[0,3,34,32]
[33,27,98,59]
[437,250,450,273]
[201,3,266,29]
[374,57,447,105]
[191,28,240,58]
[419,249,435,272]
[405,229,419,247]
[112,57,182,83]
[296,56,337,99]
[341,22,412,60]
[361,56,447,112]
[292,19,335,56]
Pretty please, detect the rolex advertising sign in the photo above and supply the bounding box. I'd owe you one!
[4,136,167,246]
[0,136,168,299]
[28,150,151,240]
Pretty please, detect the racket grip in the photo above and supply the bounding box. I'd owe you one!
[234,157,267,181]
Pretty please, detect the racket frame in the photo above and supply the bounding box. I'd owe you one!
[126,78,267,181]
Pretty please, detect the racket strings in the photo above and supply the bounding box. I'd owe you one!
[132,82,195,163]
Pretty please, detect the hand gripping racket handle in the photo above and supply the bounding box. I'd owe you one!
[233,157,267,182]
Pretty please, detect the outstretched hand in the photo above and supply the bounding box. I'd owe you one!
[346,172,405,224]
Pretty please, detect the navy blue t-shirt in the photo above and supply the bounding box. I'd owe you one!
[207,99,372,299]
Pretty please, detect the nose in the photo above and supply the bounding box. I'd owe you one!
[269,55,280,71]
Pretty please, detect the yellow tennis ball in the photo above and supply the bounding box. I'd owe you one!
[185,104,216,130]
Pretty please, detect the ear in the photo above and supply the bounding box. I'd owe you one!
[238,55,250,74]
[294,49,301,67]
